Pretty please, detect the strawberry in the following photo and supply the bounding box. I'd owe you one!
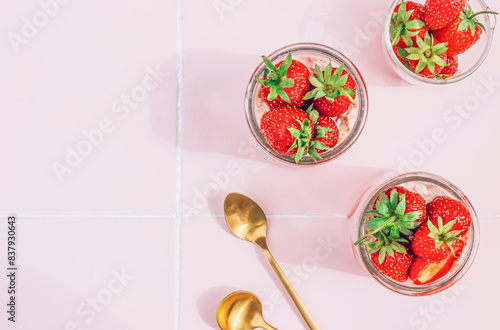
[303,62,356,117]
[411,217,462,262]
[427,196,471,236]
[364,236,413,282]
[433,5,498,55]
[406,32,448,77]
[314,115,339,152]
[256,54,310,109]
[436,55,458,79]
[409,240,464,284]
[390,1,428,47]
[424,0,466,30]
[354,188,423,245]
[260,106,313,162]
[374,186,427,223]
[305,107,339,161]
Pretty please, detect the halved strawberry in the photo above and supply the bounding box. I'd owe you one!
[436,55,458,79]
[427,196,471,236]
[256,54,310,109]
[411,217,462,262]
[303,62,356,117]
[433,4,498,55]
[305,107,339,161]
[260,106,313,162]
[390,1,428,47]
[406,32,448,77]
[364,237,413,282]
[424,0,467,30]
[409,240,464,284]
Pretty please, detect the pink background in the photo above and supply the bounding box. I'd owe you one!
[1,0,499,329]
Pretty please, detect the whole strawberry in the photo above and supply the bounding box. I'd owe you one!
[256,54,310,109]
[406,32,448,77]
[354,188,423,245]
[427,196,471,236]
[437,55,458,79]
[260,106,313,162]
[390,0,428,47]
[375,186,427,224]
[364,237,413,282]
[433,4,499,55]
[412,217,462,262]
[303,62,356,117]
[305,107,339,161]
[424,0,466,30]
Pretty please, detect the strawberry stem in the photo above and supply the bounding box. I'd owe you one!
[468,10,498,19]
[354,216,396,245]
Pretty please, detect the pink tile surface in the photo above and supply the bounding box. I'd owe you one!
[1,0,500,329]
[181,217,499,329]
[0,0,178,215]
[0,217,177,330]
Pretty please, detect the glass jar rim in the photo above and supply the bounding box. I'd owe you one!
[356,171,480,295]
[244,42,369,165]
[384,0,496,85]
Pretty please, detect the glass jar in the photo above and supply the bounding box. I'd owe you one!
[348,171,479,296]
[383,0,497,85]
[244,42,368,165]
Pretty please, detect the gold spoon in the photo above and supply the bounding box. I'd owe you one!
[216,291,278,330]
[223,193,320,330]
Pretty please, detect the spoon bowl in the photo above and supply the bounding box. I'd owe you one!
[223,193,268,243]
[216,291,277,330]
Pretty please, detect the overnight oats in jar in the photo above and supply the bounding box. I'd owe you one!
[244,43,368,165]
[384,0,497,85]
[348,172,479,296]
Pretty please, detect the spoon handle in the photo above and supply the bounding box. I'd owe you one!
[261,322,279,330]
[259,244,320,330]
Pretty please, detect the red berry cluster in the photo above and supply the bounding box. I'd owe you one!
[355,186,472,284]
[256,54,357,163]
[390,0,497,79]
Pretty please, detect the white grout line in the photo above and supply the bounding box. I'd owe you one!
[188,213,350,219]
[175,0,184,328]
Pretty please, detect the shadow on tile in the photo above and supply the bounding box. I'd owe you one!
[197,285,242,329]
[299,0,406,87]
[202,164,389,219]
[149,48,271,162]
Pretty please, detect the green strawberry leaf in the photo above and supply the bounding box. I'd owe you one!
[366,217,389,229]
[376,201,390,215]
[276,88,291,103]
[389,190,398,209]
[324,62,333,83]
[379,247,387,264]
[313,140,331,151]
[281,78,294,88]
[314,65,324,83]
[278,54,292,77]
[406,19,425,30]
[309,76,323,88]
[386,246,395,258]
[268,88,278,101]
[395,194,406,216]
[391,241,407,254]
